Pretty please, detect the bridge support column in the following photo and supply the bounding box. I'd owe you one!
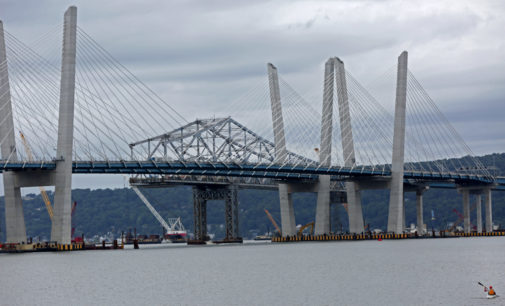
[387,51,408,234]
[51,6,78,244]
[476,193,482,233]
[192,187,208,242]
[2,174,26,243]
[315,175,331,234]
[462,190,471,233]
[416,189,425,234]
[192,185,241,243]
[224,185,241,241]
[315,58,335,235]
[485,188,492,232]
[0,20,27,243]
[279,183,296,236]
[347,182,364,233]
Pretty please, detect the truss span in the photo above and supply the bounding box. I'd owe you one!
[129,117,316,167]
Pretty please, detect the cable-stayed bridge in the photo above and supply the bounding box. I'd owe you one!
[0,7,502,245]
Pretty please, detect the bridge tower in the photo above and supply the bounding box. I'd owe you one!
[0,20,27,243]
[314,58,335,235]
[267,63,296,236]
[387,51,408,234]
[314,57,364,235]
[335,58,364,234]
[0,7,77,244]
[51,6,77,244]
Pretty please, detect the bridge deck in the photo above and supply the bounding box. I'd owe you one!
[1,161,502,190]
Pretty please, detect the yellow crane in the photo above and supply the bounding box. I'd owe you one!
[297,221,314,237]
[264,209,281,235]
[19,132,54,220]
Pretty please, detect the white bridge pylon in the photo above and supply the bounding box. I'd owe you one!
[0,6,78,244]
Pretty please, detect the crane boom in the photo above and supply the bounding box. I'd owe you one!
[298,221,314,236]
[132,186,171,232]
[448,203,477,232]
[264,209,281,234]
[19,132,54,220]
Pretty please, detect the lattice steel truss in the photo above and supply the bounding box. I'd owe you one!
[129,117,316,166]
[192,185,241,242]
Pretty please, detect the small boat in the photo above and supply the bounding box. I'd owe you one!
[487,294,498,299]
[254,234,272,241]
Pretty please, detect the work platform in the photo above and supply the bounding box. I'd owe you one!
[272,231,505,242]
[0,240,124,253]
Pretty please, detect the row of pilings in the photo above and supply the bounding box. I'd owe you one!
[272,231,505,242]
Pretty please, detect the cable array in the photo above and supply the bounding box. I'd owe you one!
[0,24,492,179]
[1,26,188,162]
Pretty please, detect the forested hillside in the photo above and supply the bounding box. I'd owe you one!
[1,153,504,241]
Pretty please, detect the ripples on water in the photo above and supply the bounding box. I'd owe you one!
[1,238,504,305]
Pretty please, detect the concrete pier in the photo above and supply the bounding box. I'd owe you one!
[416,189,425,234]
[315,175,331,234]
[476,193,482,233]
[462,189,470,233]
[485,188,492,232]
[51,6,77,244]
[387,51,408,234]
[279,184,296,236]
[0,20,27,243]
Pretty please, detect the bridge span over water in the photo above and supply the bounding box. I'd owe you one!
[0,6,502,245]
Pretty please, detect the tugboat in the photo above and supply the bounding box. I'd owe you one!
[162,218,187,243]
[162,230,187,243]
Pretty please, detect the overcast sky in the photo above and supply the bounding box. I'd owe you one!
[1,0,504,192]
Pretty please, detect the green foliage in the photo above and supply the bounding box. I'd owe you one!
[0,153,504,241]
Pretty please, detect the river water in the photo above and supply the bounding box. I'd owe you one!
[1,237,504,305]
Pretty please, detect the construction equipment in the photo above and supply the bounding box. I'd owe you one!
[71,201,77,238]
[131,186,186,237]
[264,209,281,235]
[19,131,54,220]
[448,204,477,232]
[297,221,314,236]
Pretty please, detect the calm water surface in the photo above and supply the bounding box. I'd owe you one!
[1,238,504,305]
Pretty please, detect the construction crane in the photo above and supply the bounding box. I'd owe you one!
[264,209,281,235]
[19,132,54,220]
[449,206,477,232]
[131,186,186,235]
[297,221,314,237]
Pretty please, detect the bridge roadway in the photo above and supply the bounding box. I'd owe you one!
[1,160,503,190]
